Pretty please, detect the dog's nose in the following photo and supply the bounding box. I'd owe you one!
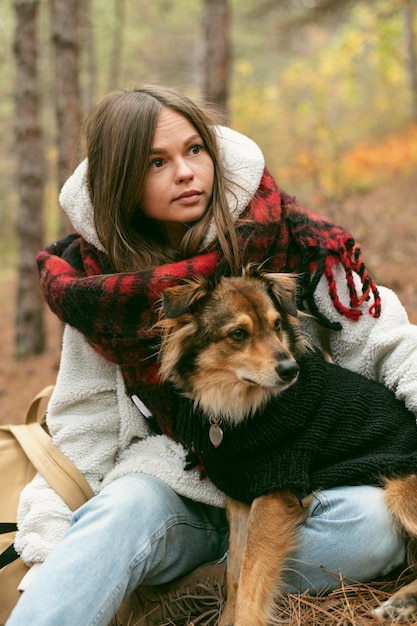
[276,360,299,382]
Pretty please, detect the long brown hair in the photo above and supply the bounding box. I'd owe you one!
[84,85,240,273]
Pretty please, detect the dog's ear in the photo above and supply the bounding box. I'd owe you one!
[162,282,210,319]
[266,273,298,318]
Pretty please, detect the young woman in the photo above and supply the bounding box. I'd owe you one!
[7,85,417,626]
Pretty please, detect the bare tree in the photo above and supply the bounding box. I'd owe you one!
[13,0,46,356]
[108,0,126,90]
[202,0,231,122]
[403,0,417,123]
[50,0,81,236]
[81,0,97,112]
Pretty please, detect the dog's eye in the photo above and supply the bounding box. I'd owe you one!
[228,328,249,342]
[274,319,282,332]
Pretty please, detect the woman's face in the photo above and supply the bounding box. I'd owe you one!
[142,107,215,247]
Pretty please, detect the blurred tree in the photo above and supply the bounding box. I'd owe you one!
[203,0,231,121]
[50,0,81,236]
[108,0,126,90]
[81,0,97,112]
[13,0,46,356]
[403,0,417,122]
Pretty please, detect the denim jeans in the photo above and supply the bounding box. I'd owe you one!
[7,474,405,626]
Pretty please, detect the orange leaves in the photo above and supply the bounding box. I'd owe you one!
[343,125,417,184]
[276,125,417,207]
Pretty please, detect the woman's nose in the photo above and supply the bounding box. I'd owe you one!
[174,158,194,183]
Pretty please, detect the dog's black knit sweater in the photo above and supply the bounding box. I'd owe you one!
[173,349,417,503]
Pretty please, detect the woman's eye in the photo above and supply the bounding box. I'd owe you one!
[229,328,249,342]
[189,144,203,155]
[150,158,164,169]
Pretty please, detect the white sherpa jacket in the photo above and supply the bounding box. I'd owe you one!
[15,127,417,568]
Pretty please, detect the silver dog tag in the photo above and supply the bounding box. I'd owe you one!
[209,418,224,448]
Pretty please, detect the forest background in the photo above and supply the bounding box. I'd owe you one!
[2,0,417,424]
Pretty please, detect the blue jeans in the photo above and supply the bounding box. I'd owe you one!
[7,475,405,626]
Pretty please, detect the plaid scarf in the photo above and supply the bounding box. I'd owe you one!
[37,169,380,435]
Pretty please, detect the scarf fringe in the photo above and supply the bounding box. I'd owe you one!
[300,242,381,331]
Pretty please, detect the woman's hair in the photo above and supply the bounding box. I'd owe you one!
[84,85,240,273]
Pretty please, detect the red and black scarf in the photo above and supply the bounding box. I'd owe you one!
[37,169,380,435]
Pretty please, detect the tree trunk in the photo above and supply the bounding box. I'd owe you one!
[50,0,81,236]
[13,0,46,356]
[108,0,126,90]
[202,0,231,122]
[81,0,97,112]
[403,0,417,123]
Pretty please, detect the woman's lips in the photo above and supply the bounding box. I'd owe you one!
[174,190,202,204]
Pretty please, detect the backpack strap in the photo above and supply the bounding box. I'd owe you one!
[0,387,94,573]
[2,385,94,511]
[24,385,55,425]
[8,422,94,510]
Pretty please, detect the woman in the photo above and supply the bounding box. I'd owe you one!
[7,85,417,626]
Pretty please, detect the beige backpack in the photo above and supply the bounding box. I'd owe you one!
[0,386,94,625]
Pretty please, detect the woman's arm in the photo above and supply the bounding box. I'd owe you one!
[304,265,417,415]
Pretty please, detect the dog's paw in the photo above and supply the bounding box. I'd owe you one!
[372,594,417,621]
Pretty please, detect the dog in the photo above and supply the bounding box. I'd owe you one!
[158,265,417,626]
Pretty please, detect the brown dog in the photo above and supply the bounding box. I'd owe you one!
[159,265,417,625]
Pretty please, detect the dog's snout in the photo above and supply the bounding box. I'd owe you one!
[276,359,299,382]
